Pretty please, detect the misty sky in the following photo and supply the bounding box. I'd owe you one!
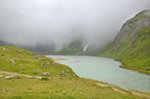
[0,0,150,48]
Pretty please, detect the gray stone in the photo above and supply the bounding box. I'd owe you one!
[42,72,50,76]
[5,76,15,79]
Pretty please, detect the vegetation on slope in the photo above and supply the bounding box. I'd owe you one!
[1,46,150,98]
[0,46,76,78]
[99,10,150,75]
[56,40,83,55]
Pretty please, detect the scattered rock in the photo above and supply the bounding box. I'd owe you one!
[5,76,15,79]
[62,69,66,73]
[9,59,16,65]
[7,59,16,65]
[17,50,22,52]
[62,68,70,73]
[34,56,39,59]
[36,76,42,79]
[2,48,6,51]
[61,74,66,77]
[0,75,3,77]
[40,63,43,67]
[62,90,66,95]
[42,72,50,76]
[40,62,50,68]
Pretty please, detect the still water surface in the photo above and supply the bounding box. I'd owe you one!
[47,55,150,92]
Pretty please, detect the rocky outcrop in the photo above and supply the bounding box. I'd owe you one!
[99,10,150,74]
[113,10,150,50]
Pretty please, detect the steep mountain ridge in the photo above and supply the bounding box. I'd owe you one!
[99,10,150,74]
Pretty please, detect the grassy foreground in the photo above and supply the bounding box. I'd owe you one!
[1,76,149,99]
[0,46,150,99]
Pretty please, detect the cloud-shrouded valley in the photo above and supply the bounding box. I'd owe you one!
[0,0,150,51]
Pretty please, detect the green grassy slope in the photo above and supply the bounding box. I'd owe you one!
[101,25,150,74]
[99,10,150,75]
[0,46,149,98]
[0,46,75,78]
[57,40,83,55]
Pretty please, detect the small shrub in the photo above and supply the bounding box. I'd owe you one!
[41,77,49,81]
[14,76,22,79]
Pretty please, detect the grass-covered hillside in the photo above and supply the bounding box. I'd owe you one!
[99,10,150,75]
[56,40,83,55]
[1,46,150,98]
[0,46,76,78]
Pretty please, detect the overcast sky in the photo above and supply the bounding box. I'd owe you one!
[0,0,150,48]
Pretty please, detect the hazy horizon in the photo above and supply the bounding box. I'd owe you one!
[0,0,150,50]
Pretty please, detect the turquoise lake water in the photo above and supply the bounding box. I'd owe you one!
[47,55,150,92]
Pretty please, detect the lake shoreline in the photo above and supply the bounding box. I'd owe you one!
[47,55,150,92]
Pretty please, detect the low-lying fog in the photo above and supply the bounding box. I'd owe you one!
[0,0,150,50]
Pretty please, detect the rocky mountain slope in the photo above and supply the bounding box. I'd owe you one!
[99,10,150,74]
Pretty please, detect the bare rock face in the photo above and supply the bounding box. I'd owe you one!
[113,10,150,50]
[100,10,150,57]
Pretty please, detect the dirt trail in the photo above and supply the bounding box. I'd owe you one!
[112,88,127,95]
[0,70,42,79]
[95,83,109,87]
[132,91,150,99]
[95,82,150,98]
[1,70,150,98]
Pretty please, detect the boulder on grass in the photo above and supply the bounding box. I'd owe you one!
[5,76,15,79]
[42,72,50,76]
